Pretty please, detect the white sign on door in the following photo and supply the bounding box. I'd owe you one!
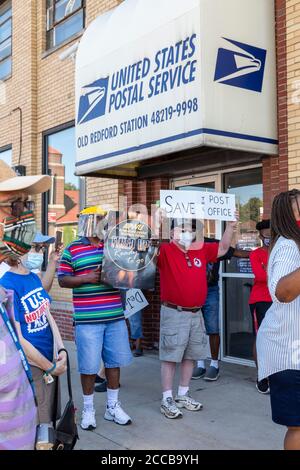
[124,289,149,319]
[160,190,236,221]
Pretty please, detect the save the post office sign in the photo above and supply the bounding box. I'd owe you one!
[160,190,236,221]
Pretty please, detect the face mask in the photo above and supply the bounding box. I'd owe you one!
[179,231,194,249]
[263,238,271,247]
[23,253,44,271]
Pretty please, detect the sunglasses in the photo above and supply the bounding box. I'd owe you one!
[12,199,35,213]
[0,199,35,216]
[31,244,46,253]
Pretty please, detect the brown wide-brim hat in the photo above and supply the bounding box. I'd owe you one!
[0,160,51,195]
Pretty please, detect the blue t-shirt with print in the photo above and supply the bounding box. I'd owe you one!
[1,271,54,361]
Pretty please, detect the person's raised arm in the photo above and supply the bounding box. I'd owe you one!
[42,245,64,292]
[218,213,239,258]
[233,249,251,259]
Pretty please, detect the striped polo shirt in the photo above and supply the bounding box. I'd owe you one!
[58,237,124,324]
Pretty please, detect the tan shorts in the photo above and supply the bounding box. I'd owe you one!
[31,366,61,424]
[159,305,208,363]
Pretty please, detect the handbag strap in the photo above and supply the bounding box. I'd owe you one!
[0,303,37,405]
[52,348,73,429]
[58,348,73,400]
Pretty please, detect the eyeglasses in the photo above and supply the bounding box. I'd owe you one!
[0,199,35,216]
[184,252,193,268]
[12,199,35,213]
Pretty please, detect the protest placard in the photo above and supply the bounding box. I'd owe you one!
[101,219,157,290]
[124,289,149,319]
[160,190,236,221]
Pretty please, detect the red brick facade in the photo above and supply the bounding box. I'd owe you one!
[263,0,288,217]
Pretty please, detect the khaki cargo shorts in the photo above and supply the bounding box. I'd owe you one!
[159,305,208,363]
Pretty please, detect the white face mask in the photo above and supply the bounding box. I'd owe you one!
[23,253,44,271]
[179,231,194,249]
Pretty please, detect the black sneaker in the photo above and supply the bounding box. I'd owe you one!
[256,378,270,394]
[95,379,107,393]
[95,375,106,384]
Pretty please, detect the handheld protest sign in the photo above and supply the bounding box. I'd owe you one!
[124,289,149,319]
[101,219,156,290]
[160,190,236,222]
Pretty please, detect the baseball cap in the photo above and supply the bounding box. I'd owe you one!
[32,232,55,244]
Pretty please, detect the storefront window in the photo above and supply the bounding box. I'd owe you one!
[0,0,12,80]
[46,0,85,49]
[44,126,85,245]
[0,146,12,165]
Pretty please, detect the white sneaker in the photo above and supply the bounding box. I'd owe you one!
[175,393,203,411]
[104,401,132,425]
[81,408,96,430]
[160,397,183,419]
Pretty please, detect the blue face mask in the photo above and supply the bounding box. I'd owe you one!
[23,253,44,271]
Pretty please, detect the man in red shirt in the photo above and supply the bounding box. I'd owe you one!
[249,219,272,395]
[157,217,238,419]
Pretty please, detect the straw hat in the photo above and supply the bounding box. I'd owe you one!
[0,160,51,194]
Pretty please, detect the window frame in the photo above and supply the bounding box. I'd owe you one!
[0,144,12,165]
[0,0,12,81]
[42,121,86,236]
[46,0,85,50]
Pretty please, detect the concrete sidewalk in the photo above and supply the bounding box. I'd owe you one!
[61,341,283,450]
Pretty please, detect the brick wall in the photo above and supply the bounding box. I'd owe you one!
[263,0,289,218]
[286,0,300,187]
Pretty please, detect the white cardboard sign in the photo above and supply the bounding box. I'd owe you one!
[160,190,236,221]
[124,289,149,319]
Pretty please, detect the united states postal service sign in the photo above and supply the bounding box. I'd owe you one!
[75,0,277,176]
[75,0,203,175]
